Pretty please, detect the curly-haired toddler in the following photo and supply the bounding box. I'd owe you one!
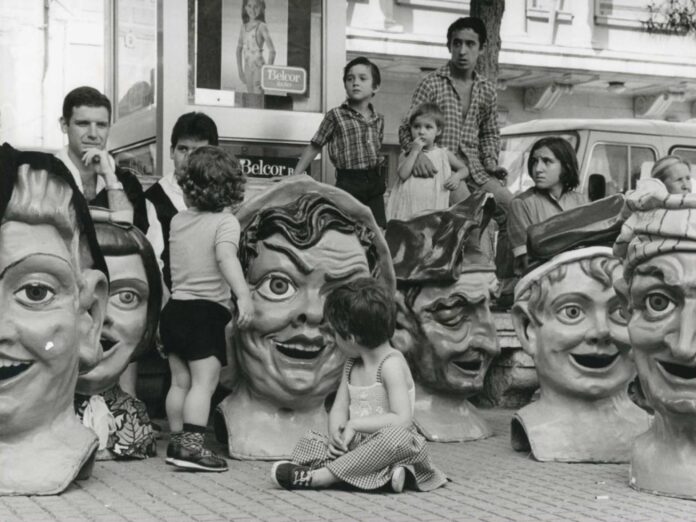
[160,145,253,472]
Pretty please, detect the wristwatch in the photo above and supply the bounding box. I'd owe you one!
[106,181,124,191]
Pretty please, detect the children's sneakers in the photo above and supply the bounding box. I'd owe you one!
[166,431,228,472]
[271,461,313,489]
[390,466,406,493]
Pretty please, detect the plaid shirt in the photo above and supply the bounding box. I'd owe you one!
[312,101,384,170]
[398,64,500,186]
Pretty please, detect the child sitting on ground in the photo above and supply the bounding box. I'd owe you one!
[270,278,447,492]
[161,146,253,472]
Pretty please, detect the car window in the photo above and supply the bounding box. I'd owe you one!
[670,147,696,169]
[588,144,627,196]
[630,147,657,189]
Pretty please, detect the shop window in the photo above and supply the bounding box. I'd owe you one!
[190,0,323,112]
[113,0,157,119]
[112,140,157,188]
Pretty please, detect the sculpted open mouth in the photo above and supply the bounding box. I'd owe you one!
[571,352,620,369]
[658,360,696,380]
[273,335,326,360]
[0,359,34,381]
[451,352,484,374]
[100,338,117,353]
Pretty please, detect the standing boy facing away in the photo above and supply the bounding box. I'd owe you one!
[294,57,387,227]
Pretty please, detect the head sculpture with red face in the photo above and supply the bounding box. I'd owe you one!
[0,143,108,495]
[215,175,395,460]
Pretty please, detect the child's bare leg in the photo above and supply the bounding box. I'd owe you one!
[310,467,341,488]
[183,356,221,426]
[166,354,191,432]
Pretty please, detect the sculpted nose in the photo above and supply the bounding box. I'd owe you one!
[294,291,323,326]
[671,299,696,361]
[585,312,611,346]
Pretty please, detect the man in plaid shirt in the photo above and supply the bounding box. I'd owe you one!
[296,57,387,227]
[399,17,514,301]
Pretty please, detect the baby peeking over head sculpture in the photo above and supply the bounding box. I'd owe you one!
[0,144,108,495]
[614,178,696,499]
[511,196,650,463]
[215,176,395,460]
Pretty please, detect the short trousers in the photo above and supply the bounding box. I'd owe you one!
[336,167,387,228]
[159,299,231,365]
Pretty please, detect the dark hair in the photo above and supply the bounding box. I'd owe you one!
[324,278,395,349]
[241,0,266,24]
[171,112,219,148]
[447,17,487,48]
[240,193,380,277]
[179,146,245,212]
[527,136,580,193]
[62,86,112,122]
[94,220,162,361]
[409,102,445,130]
[343,57,381,90]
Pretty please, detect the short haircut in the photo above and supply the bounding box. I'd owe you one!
[343,56,381,89]
[518,255,620,326]
[651,155,691,182]
[94,220,163,361]
[409,102,445,130]
[241,0,266,24]
[179,146,245,212]
[170,112,219,148]
[62,86,112,123]
[323,278,395,349]
[447,17,487,48]
[527,136,580,193]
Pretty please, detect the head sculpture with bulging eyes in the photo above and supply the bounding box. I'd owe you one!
[215,176,395,460]
[0,143,108,495]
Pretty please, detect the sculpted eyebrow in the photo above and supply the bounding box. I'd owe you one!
[262,241,312,275]
[0,254,73,281]
[325,266,366,283]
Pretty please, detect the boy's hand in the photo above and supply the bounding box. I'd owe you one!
[236,297,254,329]
[340,422,356,448]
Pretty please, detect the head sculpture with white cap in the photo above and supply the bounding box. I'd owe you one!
[614,178,696,498]
[0,143,108,495]
[511,195,650,463]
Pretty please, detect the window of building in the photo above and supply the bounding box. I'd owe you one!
[190,0,323,112]
[112,0,157,120]
[526,0,573,23]
[594,0,650,28]
[395,0,469,12]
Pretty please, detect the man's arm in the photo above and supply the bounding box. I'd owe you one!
[478,82,501,172]
[398,78,434,151]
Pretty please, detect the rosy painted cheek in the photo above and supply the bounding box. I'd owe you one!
[629,319,669,353]
[250,302,295,334]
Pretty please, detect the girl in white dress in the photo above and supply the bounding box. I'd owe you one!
[387,103,470,220]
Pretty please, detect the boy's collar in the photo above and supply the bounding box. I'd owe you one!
[342,99,377,116]
[439,63,480,82]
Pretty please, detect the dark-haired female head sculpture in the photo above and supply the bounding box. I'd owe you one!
[216,176,394,460]
[0,144,108,495]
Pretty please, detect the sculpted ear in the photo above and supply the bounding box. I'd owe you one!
[511,301,537,358]
[77,269,109,373]
[391,291,415,355]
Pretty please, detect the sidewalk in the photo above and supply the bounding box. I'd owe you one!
[2,409,696,522]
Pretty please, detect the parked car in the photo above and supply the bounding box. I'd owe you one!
[500,119,696,200]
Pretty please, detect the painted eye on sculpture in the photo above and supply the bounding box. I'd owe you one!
[645,292,675,318]
[557,304,585,324]
[14,282,56,306]
[110,290,142,311]
[431,305,469,327]
[609,304,629,326]
[256,273,297,301]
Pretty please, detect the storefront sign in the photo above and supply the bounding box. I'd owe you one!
[262,66,307,94]
[238,155,297,178]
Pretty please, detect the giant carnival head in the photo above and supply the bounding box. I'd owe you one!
[0,143,108,495]
[232,176,395,408]
[76,209,162,396]
[386,193,499,397]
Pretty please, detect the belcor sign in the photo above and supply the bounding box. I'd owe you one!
[261,65,307,94]
[238,156,296,178]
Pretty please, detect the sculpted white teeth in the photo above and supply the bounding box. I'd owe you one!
[273,341,325,360]
[0,361,33,381]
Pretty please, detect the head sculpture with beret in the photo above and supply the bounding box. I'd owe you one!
[511,195,649,463]
[386,192,499,442]
[0,143,108,495]
[613,178,696,498]
[215,175,395,460]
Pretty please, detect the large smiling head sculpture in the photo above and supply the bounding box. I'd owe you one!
[215,175,395,460]
[511,195,649,463]
[0,144,108,495]
[614,179,696,498]
[386,192,499,442]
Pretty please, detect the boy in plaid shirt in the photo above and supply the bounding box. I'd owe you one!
[295,57,387,227]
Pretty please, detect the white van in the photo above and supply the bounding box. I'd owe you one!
[500,119,696,200]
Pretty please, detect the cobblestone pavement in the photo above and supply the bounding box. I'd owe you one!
[2,409,696,522]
